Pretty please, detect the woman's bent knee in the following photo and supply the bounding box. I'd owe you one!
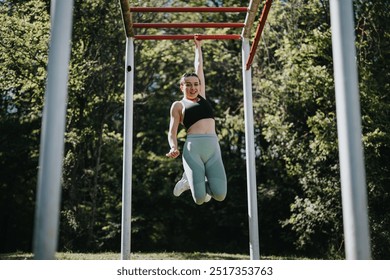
[213,193,226,202]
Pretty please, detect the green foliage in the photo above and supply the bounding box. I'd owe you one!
[251,0,390,259]
[252,0,343,257]
[0,0,50,252]
[354,0,390,259]
[59,0,125,251]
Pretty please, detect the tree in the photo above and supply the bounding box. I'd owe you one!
[59,0,125,251]
[1,0,389,259]
[0,0,50,252]
[354,0,390,259]
[252,0,390,259]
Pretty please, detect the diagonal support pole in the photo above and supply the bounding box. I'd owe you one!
[246,0,273,70]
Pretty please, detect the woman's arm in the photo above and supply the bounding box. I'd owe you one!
[194,37,206,98]
[166,101,182,158]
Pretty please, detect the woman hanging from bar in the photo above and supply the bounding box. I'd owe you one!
[166,37,227,205]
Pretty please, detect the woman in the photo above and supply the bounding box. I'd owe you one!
[166,38,227,205]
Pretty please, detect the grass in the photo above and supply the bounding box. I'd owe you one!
[1,251,311,260]
[0,251,253,260]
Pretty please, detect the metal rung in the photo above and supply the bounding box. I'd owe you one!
[132,22,245,29]
[134,34,242,40]
[130,7,248,13]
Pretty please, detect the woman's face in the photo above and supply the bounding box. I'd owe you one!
[181,76,200,100]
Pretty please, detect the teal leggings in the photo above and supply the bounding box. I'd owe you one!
[182,134,227,205]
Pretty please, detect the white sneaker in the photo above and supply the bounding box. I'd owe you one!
[173,173,190,197]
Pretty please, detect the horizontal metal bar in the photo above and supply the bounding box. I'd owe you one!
[133,34,242,40]
[130,7,248,13]
[132,22,245,29]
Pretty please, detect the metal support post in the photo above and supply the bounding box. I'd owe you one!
[242,38,260,260]
[329,0,371,259]
[121,37,135,260]
[33,0,74,260]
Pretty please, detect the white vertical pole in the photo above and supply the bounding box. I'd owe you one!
[33,0,74,260]
[50,0,56,26]
[242,38,260,260]
[329,0,371,259]
[121,37,134,260]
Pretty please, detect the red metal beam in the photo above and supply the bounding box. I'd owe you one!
[132,22,245,29]
[133,34,242,40]
[130,7,248,13]
[246,0,273,70]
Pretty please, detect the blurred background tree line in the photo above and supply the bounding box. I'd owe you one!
[0,0,388,259]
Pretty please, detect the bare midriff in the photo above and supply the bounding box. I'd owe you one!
[186,118,215,135]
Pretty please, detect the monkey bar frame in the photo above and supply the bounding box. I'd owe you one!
[119,0,269,261]
[117,0,370,261]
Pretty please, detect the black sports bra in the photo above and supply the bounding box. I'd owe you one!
[181,96,214,129]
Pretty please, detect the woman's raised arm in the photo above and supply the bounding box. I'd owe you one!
[194,37,206,98]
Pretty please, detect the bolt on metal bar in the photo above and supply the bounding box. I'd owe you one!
[130,7,248,13]
[132,22,245,29]
[133,34,242,40]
